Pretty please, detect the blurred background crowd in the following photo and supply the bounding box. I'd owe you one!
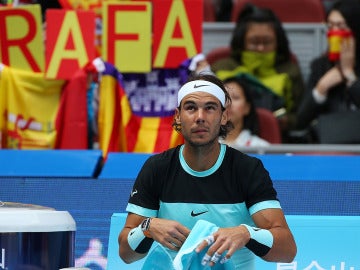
[1,0,360,154]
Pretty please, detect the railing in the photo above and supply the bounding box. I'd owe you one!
[233,144,360,155]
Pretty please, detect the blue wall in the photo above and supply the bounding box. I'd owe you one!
[1,150,360,269]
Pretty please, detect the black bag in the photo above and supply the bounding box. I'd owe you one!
[314,111,360,144]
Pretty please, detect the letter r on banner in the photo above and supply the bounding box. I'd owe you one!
[0,4,44,72]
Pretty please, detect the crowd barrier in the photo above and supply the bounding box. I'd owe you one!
[0,149,102,178]
[107,213,360,270]
[0,149,359,269]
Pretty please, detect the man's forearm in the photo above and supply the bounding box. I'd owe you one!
[261,227,297,263]
[118,228,151,264]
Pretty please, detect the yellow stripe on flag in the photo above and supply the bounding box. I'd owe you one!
[170,129,182,148]
[133,117,160,153]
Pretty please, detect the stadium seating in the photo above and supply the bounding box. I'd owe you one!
[256,108,282,144]
[231,0,326,22]
[205,46,232,65]
[203,0,217,22]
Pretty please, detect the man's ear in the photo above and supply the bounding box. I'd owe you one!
[174,108,181,124]
[221,108,229,125]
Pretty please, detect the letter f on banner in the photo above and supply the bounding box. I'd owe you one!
[102,2,152,73]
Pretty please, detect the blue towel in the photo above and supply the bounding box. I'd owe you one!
[141,244,177,270]
[142,220,235,270]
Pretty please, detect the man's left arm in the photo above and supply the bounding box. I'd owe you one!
[195,208,296,266]
[251,208,297,263]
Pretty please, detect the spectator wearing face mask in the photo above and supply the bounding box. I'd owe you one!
[211,3,305,143]
[296,0,360,144]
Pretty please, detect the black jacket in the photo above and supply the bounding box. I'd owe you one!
[297,54,360,130]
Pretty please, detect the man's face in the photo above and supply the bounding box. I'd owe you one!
[175,91,227,147]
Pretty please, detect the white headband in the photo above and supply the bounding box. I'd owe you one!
[177,80,226,107]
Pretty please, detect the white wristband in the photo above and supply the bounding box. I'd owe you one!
[312,88,327,104]
[127,224,153,254]
[344,72,357,87]
[241,224,274,257]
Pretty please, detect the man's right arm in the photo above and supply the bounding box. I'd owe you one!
[118,213,191,264]
[118,213,151,264]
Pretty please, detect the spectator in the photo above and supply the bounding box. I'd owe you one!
[211,3,305,142]
[220,76,270,147]
[296,0,360,144]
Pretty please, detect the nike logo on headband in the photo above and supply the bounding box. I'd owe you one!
[178,80,226,107]
[193,84,209,88]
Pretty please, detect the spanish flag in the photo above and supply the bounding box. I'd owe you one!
[101,62,184,154]
[56,59,183,156]
[0,64,65,149]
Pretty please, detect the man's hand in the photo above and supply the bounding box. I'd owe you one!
[195,226,250,266]
[149,218,190,251]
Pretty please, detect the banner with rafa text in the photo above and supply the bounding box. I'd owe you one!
[0,0,203,79]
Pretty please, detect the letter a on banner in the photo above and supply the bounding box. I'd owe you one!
[152,0,202,68]
[102,2,152,73]
[0,4,44,72]
[45,9,95,79]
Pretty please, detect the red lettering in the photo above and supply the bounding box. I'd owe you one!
[0,9,41,72]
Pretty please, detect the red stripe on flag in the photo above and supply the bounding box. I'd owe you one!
[125,114,141,152]
[153,116,175,153]
[107,83,122,154]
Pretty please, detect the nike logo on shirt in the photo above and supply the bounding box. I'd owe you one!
[191,210,208,217]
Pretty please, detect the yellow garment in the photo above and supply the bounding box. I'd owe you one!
[0,65,65,149]
[97,70,121,155]
[216,51,293,110]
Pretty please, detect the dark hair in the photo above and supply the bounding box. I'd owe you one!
[223,76,261,135]
[173,73,232,138]
[328,0,360,71]
[230,3,291,65]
